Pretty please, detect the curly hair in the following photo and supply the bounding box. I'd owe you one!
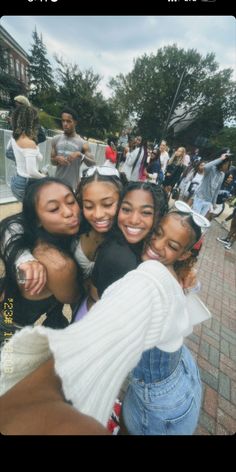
[12,105,39,142]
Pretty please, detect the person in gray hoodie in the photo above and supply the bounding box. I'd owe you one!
[192,153,231,216]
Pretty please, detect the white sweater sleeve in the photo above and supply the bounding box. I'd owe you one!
[0,261,209,426]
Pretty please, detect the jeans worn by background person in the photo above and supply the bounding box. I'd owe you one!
[122,345,202,435]
[10,175,40,202]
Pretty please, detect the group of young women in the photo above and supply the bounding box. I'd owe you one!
[0,165,211,435]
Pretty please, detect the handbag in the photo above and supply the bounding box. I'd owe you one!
[6,139,16,162]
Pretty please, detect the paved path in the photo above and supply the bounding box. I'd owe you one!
[186,218,236,435]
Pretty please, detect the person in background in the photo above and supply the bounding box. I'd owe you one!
[192,154,231,217]
[122,136,145,181]
[9,105,47,202]
[216,203,236,251]
[51,107,95,191]
[104,138,118,168]
[159,140,170,175]
[13,95,46,144]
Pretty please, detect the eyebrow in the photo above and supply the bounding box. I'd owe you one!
[83,196,116,202]
[122,200,154,209]
[45,193,74,205]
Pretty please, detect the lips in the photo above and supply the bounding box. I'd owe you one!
[93,220,112,229]
[145,246,161,260]
[67,219,80,228]
[124,226,144,235]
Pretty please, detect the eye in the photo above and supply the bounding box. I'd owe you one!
[121,206,131,213]
[49,208,58,213]
[168,244,178,251]
[142,211,154,216]
[103,203,113,208]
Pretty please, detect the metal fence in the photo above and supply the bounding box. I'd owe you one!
[0,129,106,202]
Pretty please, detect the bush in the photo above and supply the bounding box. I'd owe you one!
[38,111,57,130]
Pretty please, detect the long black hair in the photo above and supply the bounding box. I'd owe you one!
[0,177,80,299]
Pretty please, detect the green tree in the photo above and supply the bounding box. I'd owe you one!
[28,28,54,106]
[109,45,236,143]
[55,57,120,139]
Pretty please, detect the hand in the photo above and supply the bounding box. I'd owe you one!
[67,152,81,163]
[178,267,198,290]
[17,261,47,295]
[56,156,70,166]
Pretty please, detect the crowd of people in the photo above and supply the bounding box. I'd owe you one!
[0,97,234,435]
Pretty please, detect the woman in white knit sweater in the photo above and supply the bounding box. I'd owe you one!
[0,204,210,435]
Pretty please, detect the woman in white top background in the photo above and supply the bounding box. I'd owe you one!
[10,105,47,202]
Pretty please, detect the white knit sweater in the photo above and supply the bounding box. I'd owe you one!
[0,260,210,426]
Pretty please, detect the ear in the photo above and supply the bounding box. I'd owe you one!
[177,251,192,262]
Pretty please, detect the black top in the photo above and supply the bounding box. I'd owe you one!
[91,230,142,298]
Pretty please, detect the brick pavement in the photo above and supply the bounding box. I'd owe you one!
[185,219,236,435]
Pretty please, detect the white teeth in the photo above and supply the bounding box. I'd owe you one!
[95,220,110,227]
[126,226,143,235]
[146,246,160,260]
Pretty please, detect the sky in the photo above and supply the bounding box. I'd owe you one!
[1,15,235,98]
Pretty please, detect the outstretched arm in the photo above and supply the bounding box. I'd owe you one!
[0,358,109,435]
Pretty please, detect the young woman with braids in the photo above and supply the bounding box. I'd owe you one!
[9,105,47,202]
[121,202,210,435]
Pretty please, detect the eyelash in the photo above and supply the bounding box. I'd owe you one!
[49,201,76,212]
[121,207,153,216]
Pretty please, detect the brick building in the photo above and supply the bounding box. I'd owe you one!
[0,24,30,106]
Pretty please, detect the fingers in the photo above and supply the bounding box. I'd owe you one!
[18,261,47,295]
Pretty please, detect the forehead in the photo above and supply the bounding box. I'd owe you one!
[37,183,73,205]
[82,180,120,198]
[123,189,154,205]
[161,214,192,246]
[61,113,75,121]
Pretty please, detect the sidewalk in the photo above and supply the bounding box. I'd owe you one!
[186,218,236,435]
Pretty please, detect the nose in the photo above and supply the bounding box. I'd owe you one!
[128,210,142,226]
[152,236,165,252]
[94,206,106,220]
[62,204,74,217]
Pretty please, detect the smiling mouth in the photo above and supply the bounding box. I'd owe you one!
[124,226,144,235]
[145,246,161,260]
[94,220,111,228]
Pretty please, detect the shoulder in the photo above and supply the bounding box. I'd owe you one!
[51,134,62,145]
[16,137,37,149]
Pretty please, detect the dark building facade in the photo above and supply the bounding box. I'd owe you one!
[0,24,30,106]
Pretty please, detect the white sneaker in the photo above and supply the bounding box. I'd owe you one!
[216,237,229,244]
[225,243,232,250]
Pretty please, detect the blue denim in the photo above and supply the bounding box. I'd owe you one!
[11,175,36,202]
[192,197,211,216]
[122,345,202,435]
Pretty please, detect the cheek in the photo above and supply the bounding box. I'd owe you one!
[83,209,93,221]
